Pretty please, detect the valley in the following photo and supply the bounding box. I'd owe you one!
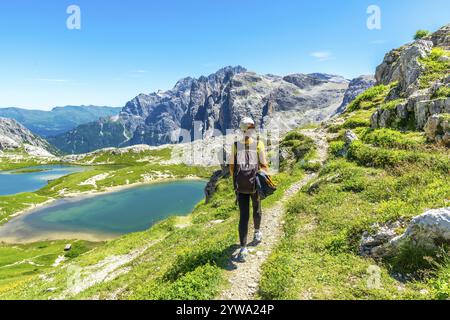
[0,24,448,301]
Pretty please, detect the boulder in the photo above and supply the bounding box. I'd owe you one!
[367,208,450,258]
[389,207,450,249]
[343,130,358,145]
[424,113,450,146]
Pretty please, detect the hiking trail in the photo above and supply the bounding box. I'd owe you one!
[219,128,328,300]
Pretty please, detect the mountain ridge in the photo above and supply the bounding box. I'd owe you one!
[48,67,370,154]
[0,105,121,137]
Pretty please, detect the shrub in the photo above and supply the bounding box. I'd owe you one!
[280,132,315,170]
[342,116,371,129]
[359,128,426,150]
[329,141,345,157]
[145,264,223,300]
[346,141,450,172]
[414,30,431,40]
[300,161,321,172]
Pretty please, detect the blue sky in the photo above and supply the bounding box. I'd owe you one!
[0,0,448,110]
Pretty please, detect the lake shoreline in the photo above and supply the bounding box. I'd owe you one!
[7,175,206,221]
[0,176,207,243]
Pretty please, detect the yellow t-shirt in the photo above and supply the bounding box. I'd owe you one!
[229,138,268,177]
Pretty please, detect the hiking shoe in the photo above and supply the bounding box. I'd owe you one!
[237,247,249,262]
[254,230,263,243]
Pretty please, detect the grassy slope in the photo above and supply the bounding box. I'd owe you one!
[0,241,100,295]
[259,80,450,300]
[0,133,315,299]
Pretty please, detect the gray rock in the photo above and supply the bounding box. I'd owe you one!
[0,117,54,156]
[424,24,450,49]
[424,113,450,146]
[389,207,450,249]
[344,130,358,145]
[376,40,433,95]
[359,221,403,257]
[366,208,450,258]
[415,98,450,129]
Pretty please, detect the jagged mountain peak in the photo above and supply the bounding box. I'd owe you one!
[49,66,351,154]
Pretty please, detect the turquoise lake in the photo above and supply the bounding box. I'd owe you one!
[0,180,206,243]
[0,165,87,195]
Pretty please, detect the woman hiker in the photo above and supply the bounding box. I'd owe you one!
[229,117,269,262]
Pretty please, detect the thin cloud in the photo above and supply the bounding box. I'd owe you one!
[132,70,147,73]
[34,78,69,83]
[310,51,334,62]
[369,39,388,45]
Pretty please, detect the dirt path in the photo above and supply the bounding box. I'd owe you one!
[219,128,328,300]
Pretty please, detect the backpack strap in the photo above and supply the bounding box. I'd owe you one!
[233,140,238,189]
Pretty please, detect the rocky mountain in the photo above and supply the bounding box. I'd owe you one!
[334,75,375,114]
[0,105,121,137]
[49,67,351,154]
[371,24,450,145]
[0,117,55,157]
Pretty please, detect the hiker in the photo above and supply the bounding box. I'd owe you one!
[230,117,269,262]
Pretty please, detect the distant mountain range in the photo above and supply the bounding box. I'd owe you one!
[48,67,374,154]
[0,105,121,137]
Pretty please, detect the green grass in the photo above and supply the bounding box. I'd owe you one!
[0,240,99,295]
[432,86,450,99]
[259,157,450,299]
[358,128,427,150]
[260,90,450,300]
[79,147,173,165]
[346,140,450,172]
[418,47,450,89]
[346,84,392,112]
[0,193,50,224]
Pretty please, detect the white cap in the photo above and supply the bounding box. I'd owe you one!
[240,117,255,131]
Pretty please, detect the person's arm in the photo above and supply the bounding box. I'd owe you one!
[229,143,235,177]
[258,140,269,173]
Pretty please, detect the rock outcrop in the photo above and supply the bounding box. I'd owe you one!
[371,25,450,144]
[50,66,350,154]
[0,117,55,157]
[375,40,433,96]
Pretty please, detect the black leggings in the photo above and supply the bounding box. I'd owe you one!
[237,192,262,247]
